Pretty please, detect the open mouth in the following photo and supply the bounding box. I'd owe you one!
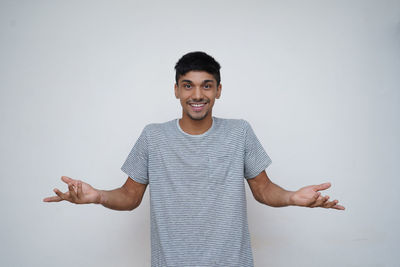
[189,102,207,112]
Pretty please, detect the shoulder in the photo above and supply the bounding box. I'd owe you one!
[214,117,251,132]
[141,119,177,135]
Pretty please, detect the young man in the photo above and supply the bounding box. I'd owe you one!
[44,51,344,266]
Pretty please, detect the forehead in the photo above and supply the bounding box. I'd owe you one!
[178,71,216,83]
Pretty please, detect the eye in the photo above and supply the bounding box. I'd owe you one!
[183,84,191,89]
[204,84,212,89]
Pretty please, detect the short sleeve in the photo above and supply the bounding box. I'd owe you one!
[243,120,272,179]
[121,126,149,184]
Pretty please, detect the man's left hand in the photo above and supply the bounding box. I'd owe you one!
[289,183,345,210]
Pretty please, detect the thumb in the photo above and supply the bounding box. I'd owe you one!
[61,176,74,184]
[314,182,331,192]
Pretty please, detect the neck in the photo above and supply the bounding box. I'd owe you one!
[179,113,213,135]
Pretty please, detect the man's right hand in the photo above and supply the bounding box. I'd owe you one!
[43,176,101,204]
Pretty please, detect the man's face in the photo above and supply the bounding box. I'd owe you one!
[174,71,222,121]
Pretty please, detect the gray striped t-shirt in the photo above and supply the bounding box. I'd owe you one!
[121,117,272,267]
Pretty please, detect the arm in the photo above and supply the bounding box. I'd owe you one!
[43,176,147,211]
[247,170,345,210]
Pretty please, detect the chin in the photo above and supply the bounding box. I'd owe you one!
[187,111,209,121]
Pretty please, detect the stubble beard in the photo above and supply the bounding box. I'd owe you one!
[186,109,209,121]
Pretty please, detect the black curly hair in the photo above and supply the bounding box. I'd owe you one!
[175,51,221,86]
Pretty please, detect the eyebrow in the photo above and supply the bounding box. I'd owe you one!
[202,80,215,84]
[181,80,193,84]
[180,79,215,84]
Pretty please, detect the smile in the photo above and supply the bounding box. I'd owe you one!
[190,103,205,107]
[188,102,207,112]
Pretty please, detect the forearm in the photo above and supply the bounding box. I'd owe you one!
[259,182,294,207]
[248,171,344,210]
[97,187,140,211]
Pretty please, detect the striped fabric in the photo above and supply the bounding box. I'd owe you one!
[121,117,272,267]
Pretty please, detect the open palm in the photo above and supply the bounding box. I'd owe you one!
[43,176,100,204]
[290,183,345,210]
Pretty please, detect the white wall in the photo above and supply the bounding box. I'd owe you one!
[1,0,399,266]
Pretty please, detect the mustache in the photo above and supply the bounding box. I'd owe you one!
[187,99,210,104]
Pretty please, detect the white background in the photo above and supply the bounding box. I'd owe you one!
[1,0,399,266]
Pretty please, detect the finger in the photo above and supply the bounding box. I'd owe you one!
[320,196,330,206]
[312,192,321,202]
[323,198,345,210]
[77,181,83,198]
[312,195,329,207]
[54,188,69,201]
[314,182,331,192]
[43,195,63,202]
[328,200,345,210]
[306,192,320,207]
[68,183,78,200]
[61,176,75,184]
[332,204,345,210]
[323,199,338,209]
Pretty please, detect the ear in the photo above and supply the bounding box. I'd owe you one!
[216,83,222,99]
[174,83,179,99]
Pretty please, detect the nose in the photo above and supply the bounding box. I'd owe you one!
[192,86,202,100]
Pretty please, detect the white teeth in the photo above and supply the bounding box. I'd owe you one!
[190,103,205,107]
